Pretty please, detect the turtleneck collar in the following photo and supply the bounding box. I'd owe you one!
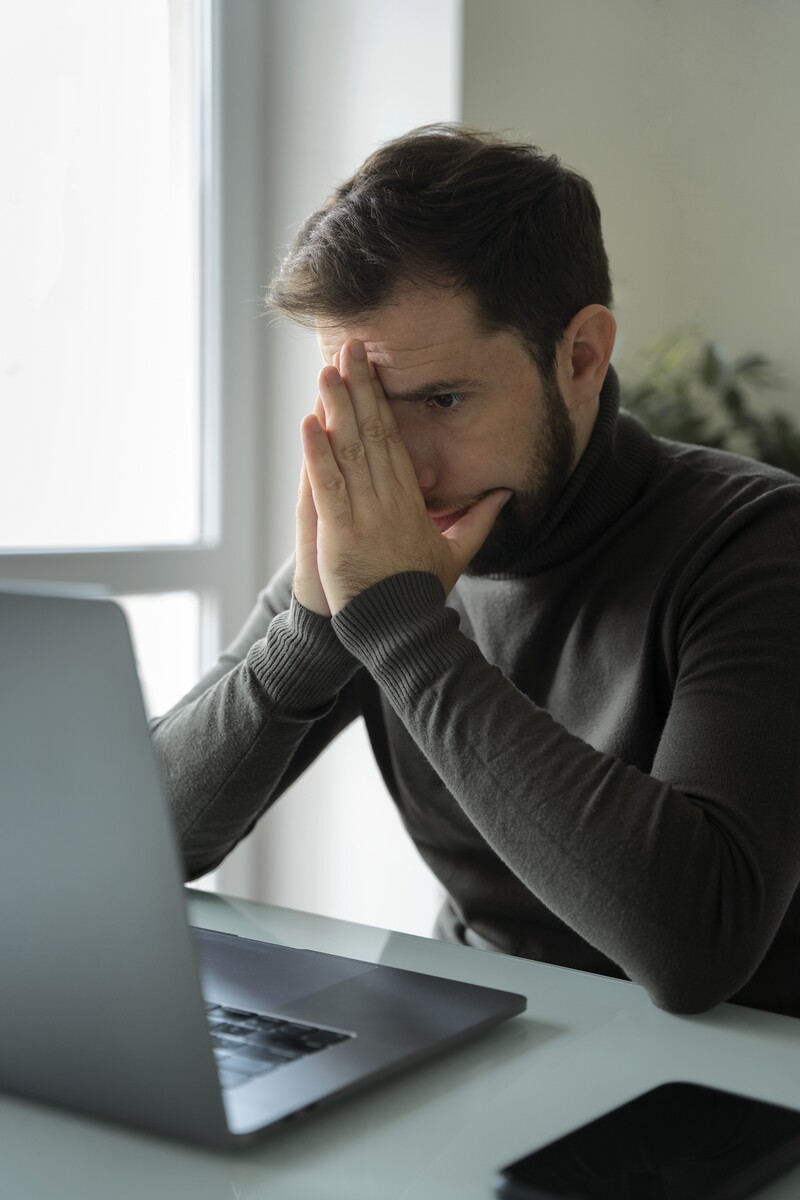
[483,365,658,577]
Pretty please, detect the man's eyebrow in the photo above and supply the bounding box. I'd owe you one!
[384,378,484,403]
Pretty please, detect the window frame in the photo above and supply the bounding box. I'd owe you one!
[0,0,269,676]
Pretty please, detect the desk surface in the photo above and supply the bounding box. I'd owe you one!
[3,888,800,1199]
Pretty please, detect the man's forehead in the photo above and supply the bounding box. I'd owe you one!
[316,286,487,371]
[317,330,470,374]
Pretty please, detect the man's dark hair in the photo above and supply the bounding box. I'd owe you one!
[266,123,612,378]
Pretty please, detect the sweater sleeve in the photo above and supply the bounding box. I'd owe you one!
[331,504,800,1015]
[150,558,359,878]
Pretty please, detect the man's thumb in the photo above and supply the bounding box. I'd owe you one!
[444,489,512,567]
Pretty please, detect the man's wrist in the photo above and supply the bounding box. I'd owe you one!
[248,595,357,710]
[332,571,477,705]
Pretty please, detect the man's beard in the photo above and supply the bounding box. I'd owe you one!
[465,373,576,576]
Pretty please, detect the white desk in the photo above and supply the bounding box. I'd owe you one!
[3,887,800,1199]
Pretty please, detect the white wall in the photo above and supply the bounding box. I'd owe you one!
[461,0,800,392]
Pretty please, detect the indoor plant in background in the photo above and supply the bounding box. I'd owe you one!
[619,330,800,477]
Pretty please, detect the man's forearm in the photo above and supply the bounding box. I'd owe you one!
[331,568,800,1015]
[151,598,358,878]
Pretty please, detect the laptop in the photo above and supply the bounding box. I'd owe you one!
[0,587,526,1149]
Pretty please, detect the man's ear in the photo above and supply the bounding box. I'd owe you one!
[557,305,617,408]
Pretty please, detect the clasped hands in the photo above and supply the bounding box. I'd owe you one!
[294,339,510,618]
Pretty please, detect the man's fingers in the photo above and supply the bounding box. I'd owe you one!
[319,362,395,493]
[373,386,420,486]
[340,340,382,414]
[443,490,512,575]
[297,458,317,531]
[339,340,421,489]
[302,412,354,527]
[340,342,405,466]
[296,458,320,547]
[294,457,330,617]
[318,341,424,528]
[314,392,326,425]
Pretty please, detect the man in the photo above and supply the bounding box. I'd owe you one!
[152,125,800,1017]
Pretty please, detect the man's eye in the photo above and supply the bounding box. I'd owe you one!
[425,392,465,411]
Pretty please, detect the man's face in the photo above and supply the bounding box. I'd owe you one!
[317,285,577,575]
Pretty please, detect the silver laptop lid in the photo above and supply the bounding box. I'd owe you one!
[0,589,229,1146]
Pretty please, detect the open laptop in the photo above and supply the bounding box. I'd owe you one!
[0,587,525,1148]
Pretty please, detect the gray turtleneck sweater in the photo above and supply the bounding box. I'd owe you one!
[152,369,800,1017]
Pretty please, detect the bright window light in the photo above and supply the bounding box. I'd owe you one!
[116,590,200,719]
[0,0,200,549]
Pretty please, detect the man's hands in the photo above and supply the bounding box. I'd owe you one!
[293,395,332,616]
[294,340,510,617]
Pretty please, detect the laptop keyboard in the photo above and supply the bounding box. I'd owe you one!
[205,1001,353,1091]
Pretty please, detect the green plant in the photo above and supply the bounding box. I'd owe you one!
[619,330,800,477]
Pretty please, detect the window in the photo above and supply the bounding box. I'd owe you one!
[0,0,237,717]
[0,0,200,555]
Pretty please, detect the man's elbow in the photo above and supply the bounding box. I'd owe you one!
[639,945,766,1016]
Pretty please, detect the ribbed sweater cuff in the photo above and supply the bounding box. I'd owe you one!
[247,597,357,711]
[332,572,478,707]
